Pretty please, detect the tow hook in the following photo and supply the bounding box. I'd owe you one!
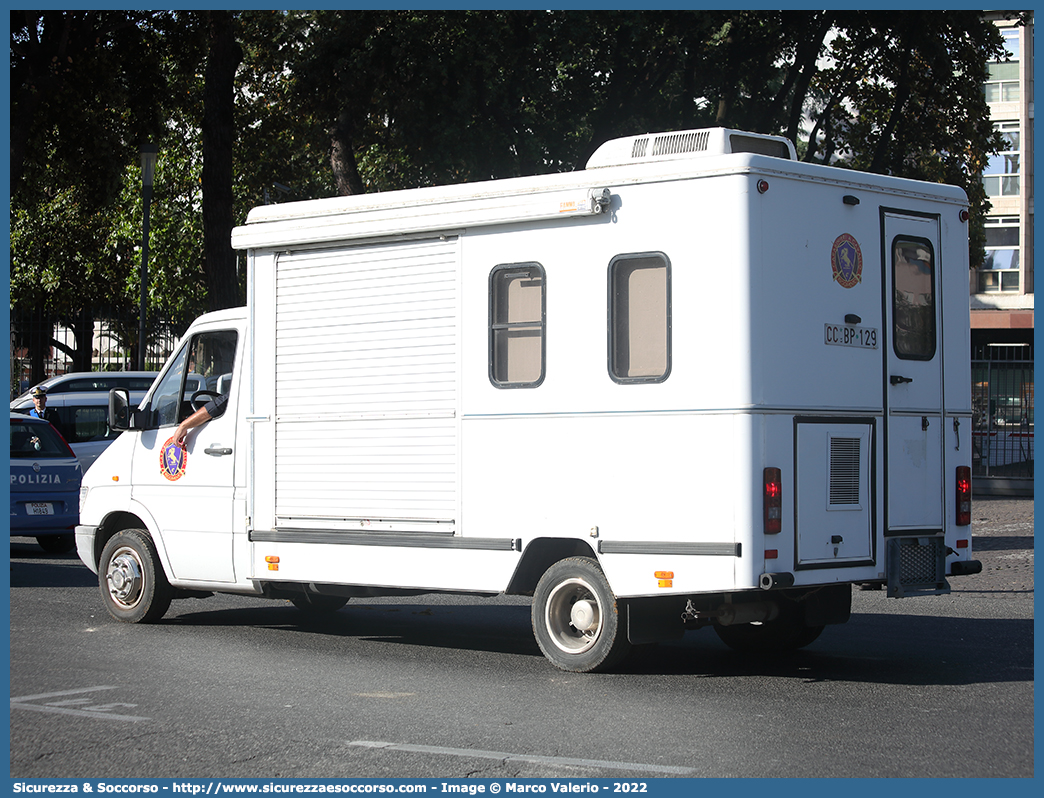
[682,599,780,626]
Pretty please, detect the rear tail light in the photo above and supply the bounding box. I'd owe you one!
[764,467,782,534]
[956,466,971,526]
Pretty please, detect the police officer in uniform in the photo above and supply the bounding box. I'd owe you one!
[28,386,64,436]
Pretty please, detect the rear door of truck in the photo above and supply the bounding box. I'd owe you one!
[881,210,945,533]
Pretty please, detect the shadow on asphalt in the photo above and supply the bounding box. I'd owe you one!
[9,543,96,588]
[11,541,1032,685]
[160,598,1033,686]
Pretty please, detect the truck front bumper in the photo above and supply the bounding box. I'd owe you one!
[75,525,99,574]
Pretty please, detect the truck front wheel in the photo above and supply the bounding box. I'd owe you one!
[532,557,631,673]
[98,529,173,624]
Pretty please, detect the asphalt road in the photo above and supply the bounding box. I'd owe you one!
[8,497,1033,779]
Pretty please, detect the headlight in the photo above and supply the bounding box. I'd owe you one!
[79,486,90,515]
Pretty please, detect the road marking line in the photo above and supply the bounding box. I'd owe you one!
[11,702,150,722]
[11,686,119,702]
[11,686,149,722]
[349,740,694,775]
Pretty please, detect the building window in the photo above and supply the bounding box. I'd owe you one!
[608,252,671,383]
[982,122,1020,198]
[892,237,936,361]
[979,217,1021,293]
[489,263,545,388]
[984,28,1020,103]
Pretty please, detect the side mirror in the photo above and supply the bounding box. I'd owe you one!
[109,388,131,431]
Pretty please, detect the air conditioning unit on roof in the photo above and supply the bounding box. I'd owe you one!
[586,127,796,169]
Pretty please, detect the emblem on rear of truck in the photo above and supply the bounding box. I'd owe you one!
[832,234,863,288]
[160,437,187,481]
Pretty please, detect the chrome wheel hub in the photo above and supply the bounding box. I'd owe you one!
[545,577,602,654]
[106,547,145,609]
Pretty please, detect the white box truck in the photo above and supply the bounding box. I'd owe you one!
[77,128,982,672]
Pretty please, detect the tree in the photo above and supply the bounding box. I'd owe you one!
[786,11,1007,262]
[10,10,245,378]
[11,10,187,377]
[202,11,243,311]
[11,9,1013,377]
[10,10,166,204]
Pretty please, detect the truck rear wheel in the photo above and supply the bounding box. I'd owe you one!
[99,529,173,624]
[532,557,631,673]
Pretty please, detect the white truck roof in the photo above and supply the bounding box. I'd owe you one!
[231,127,968,251]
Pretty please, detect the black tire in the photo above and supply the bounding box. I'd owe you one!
[532,557,631,673]
[290,593,349,613]
[714,597,824,654]
[37,534,75,554]
[98,529,173,623]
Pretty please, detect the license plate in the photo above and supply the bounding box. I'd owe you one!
[28,502,55,516]
[825,323,878,349]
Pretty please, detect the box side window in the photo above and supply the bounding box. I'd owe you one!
[489,263,546,388]
[892,237,936,360]
[609,252,671,383]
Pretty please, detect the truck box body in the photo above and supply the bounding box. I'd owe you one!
[78,129,980,671]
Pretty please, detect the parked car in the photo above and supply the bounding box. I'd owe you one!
[11,371,159,406]
[10,412,82,553]
[11,372,163,472]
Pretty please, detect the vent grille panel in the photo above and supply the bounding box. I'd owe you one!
[829,437,861,505]
[651,131,710,157]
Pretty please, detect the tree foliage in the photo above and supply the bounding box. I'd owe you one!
[10,10,1016,374]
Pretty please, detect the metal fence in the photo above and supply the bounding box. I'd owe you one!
[10,307,194,399]
[972,343,1034,489]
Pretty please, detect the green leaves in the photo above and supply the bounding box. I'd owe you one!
[12,9,1009,331]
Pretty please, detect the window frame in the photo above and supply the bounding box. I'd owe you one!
[984,28,1021,103]
[982,122,1021,198]
[142,328,239,428]
[891,236,937,362]
[488,262,547,389]
[607,251,673,384]
[979,217,1021,294]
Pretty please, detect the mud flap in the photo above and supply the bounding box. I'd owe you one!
[625,596,689,645]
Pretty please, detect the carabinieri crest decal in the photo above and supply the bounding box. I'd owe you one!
[831,233,863,288]
[160,437,187,481]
